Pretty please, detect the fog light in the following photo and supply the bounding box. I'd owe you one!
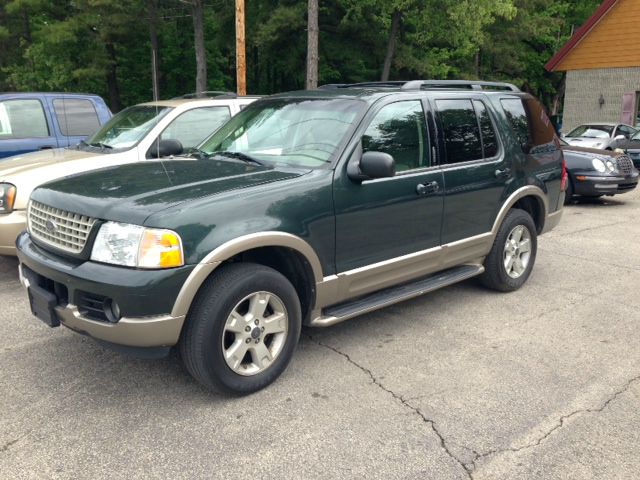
[104,298,121,323]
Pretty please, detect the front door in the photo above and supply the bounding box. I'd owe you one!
[334,99,444,279]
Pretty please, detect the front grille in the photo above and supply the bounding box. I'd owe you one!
[616,155,634,175]
[28,200,97,254]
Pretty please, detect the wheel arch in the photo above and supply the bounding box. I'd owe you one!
[171,232,323,320]
[492,186,548,235]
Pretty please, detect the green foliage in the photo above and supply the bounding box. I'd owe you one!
[0,0,600,111]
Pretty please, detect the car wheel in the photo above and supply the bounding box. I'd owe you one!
[179,263,301,394]
[564,178,574,204]
[480,208,537,292]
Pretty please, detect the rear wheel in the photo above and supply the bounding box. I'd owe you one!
[179,263,301,394]
[480,208,537,292]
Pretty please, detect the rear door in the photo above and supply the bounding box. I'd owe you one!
[0,96,59,158]
[434,96,509,244]
[50,96,102,148]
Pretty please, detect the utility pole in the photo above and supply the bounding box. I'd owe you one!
[235,0,246,95]
[306,0,319,89]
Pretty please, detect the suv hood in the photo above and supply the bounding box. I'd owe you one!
[31,158,307,225]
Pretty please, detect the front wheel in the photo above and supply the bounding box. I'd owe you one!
[179,263,301,394]
[480,208,537,292]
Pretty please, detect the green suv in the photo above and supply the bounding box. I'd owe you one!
[16,80,566,393]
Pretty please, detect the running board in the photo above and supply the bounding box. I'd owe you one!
[310,264,484,327]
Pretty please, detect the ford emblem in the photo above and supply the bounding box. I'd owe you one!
[45,219,58,233]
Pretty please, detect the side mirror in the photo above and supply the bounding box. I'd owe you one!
[614,134,626,141]
[148,139,183,158]
[348,151,396,181]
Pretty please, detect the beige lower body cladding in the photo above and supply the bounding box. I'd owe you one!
[563,67,640,132]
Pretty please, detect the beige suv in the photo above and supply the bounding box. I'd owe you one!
[0,95,257,255]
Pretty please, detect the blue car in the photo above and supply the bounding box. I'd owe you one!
[0,92,111,159]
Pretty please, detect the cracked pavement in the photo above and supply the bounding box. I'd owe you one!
[2,188,640,479]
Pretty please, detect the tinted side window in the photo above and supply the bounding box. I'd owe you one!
[53,99,100,136]
[501,97,556,150]
[0,99,49,138]
[436,99,482,164]
[161,107,231,148]
[362,101,428,172]
[473,100,498,158]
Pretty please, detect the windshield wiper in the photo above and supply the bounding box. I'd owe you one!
[185,147,211,159]
[89,142,113,150]
[211,151,265,166]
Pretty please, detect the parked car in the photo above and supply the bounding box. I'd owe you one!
[561,138,638,203]
[563,122,638,150]
[616,130,640,169]
[0,92,111,159]
[16,80,565,393]
[0,95,258,255]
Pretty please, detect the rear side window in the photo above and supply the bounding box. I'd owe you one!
[161,106,231,149]
[53,98,101,136]
[501,97,556,151]
[436,99,483,164]
[473,100,498,158]
[0,99,49,138]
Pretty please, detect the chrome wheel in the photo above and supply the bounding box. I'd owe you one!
[503,225,532,279]
[222,291,288,376]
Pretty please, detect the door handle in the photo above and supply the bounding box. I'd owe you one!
[416,181,440,196]
[495,167,511,180]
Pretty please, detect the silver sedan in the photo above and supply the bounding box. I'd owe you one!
[563,122,638,150]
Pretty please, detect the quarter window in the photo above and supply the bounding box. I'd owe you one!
[501,97,556,151]
[0,99,49,138]
[436,99,483,164]
[52,99,100,136]
[362,101,428,172]
[160,107,231,149]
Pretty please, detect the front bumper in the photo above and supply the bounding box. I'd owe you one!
[572,170,639,196]
[0,209,26,256]
[16,231,194,348]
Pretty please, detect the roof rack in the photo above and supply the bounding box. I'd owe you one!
[319,80,520,92]
[172,91,238,99]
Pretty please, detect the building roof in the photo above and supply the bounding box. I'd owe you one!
[545,0,627,72]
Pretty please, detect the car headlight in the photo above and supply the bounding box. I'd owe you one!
[591,158,606,172]
[90,222,184,269]
[605,159,616,173]
[0,183,17,214]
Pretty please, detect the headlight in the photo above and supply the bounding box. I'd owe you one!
[0,183,17,214]
[605,160,616,173]
[91,222,184,269]
[591,158,606,172]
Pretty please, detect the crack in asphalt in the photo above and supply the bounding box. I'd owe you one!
[469,373,640,472]
[308,335,474,480]
[0,438,20,453]
[310,335,640,479]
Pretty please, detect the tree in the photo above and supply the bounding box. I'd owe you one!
[180,0,207,94]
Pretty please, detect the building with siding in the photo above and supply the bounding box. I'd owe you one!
[545,0,640,132]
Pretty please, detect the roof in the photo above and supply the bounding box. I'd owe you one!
[137,98,252,108]
[545,0,619,72]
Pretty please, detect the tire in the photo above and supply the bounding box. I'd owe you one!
[480,208,537,292]
[179,263,302,394]
[564,178,574,205]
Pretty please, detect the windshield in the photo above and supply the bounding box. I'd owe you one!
[199,98,365,168]
[632,131,640,141]
[567,125,613,139]
[80,105,172,151]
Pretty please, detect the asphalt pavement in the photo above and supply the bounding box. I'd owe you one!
[1,188,639,479]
